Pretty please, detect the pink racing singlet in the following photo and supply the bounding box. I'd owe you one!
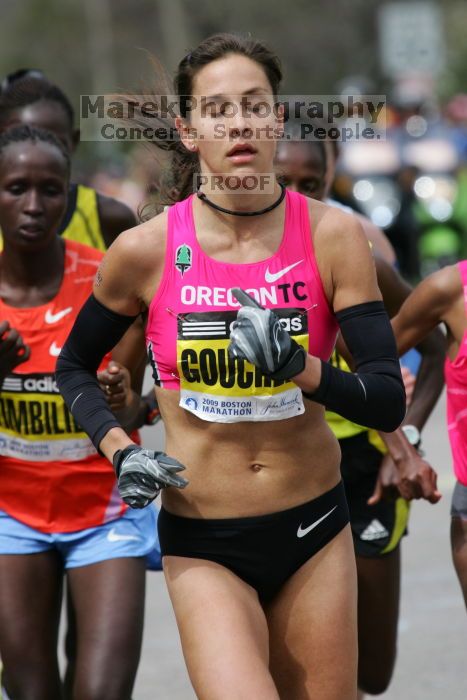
[445,261,467,486]
[146,189,338,423]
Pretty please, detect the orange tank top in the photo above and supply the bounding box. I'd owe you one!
[0,240,127,532]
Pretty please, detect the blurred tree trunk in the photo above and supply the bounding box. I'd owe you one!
[156,0,192,72]
[83,0,117,93]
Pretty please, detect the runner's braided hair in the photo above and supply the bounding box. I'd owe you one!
[0,124,71,171]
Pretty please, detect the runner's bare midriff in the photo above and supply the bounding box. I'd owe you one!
[156,388,342,518]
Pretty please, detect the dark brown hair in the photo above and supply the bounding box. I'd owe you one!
[133,33,283,214]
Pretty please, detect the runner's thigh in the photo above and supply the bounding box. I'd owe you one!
[0,551,63,699]
[163,555,280,700]
[67,557,146,700]
[355,548,400,694]
[265,526,358,700]
[451,481,467,607]
[451,516,467,607]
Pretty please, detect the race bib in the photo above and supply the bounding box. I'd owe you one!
[177,309,307,422]
[0,373,96,461]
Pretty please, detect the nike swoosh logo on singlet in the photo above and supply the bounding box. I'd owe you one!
[296,505,338,538]
[49,342,62,357]
[45,307,73,324]
[265,260,303,283]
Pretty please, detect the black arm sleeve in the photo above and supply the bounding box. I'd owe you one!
[304,301,405,432]
[55,294,139,450]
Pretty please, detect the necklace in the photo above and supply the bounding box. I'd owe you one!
[196,184,286,217]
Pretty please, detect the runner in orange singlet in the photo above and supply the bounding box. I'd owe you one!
[0,125,154,700]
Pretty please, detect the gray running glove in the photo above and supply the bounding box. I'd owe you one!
[113,445,188,509]
[228,288,307,381]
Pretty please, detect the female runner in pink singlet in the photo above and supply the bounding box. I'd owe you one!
[393,262,467,609]
[57,34,405,699]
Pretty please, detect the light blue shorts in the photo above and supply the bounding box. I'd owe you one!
[0,505,161,570]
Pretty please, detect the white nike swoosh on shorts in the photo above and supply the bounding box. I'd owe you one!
[45,307,73,324]
[106,528,141,543]
[264,260,303,283]
[296,505,338,538]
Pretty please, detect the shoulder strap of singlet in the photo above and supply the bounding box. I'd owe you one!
[291,190,333,314]
[146,199,191,319]
[169,195,196,241]
[74,185,104,250]
[60,185,105,251]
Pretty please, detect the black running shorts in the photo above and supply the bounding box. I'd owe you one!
[340,432,410,558]
[158,481,349,602]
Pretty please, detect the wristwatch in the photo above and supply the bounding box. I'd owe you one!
[402,424,421,449]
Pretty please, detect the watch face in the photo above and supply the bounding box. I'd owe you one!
[402,425,420,446]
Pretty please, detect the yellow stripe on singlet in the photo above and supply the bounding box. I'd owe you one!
[61,184,105,251]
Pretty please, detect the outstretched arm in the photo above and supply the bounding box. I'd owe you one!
[373,258,444,503]
[332,257,443,503]
[56,229,146,458]
[372,265,462,505]
[298,211,405,431]
[392,265,461,355]
[56,217,188,508]
[348,255,445,430]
